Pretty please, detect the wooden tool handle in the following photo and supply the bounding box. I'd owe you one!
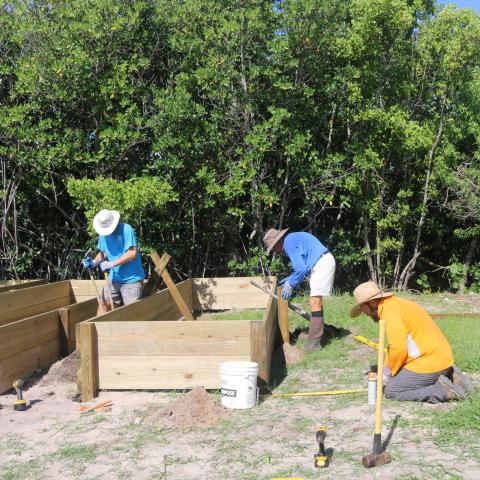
[104,272,115,310]
[373,319,386,449]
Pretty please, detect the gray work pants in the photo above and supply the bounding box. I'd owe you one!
[384,367,452,404]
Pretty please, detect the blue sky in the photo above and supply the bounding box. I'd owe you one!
[441,1,480,14]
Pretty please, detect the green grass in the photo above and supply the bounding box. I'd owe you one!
[431,390,480,461]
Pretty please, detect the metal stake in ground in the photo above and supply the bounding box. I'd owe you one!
[362,318,392,468]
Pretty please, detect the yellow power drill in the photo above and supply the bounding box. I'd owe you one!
[314,426,329,468]
[13,379,28,411]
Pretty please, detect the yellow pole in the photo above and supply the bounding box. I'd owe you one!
[373,319,386,451]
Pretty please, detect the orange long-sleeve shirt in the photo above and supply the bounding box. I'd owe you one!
[378,296,453,375]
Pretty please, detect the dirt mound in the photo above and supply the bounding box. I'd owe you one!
[283,343,305,364]
[161,386,229,429]
[39,351,79,387]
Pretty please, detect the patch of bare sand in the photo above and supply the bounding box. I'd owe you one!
[39,351,79,387]
[282,343,305,364]
[159,386,230,429]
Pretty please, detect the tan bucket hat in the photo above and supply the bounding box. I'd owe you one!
[263,228,289,254]
[93,209,120,236]
[350,281,394,318]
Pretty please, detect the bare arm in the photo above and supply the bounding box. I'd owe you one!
[95,247,137,267]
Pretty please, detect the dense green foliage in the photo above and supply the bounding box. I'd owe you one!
[1,0,479,290]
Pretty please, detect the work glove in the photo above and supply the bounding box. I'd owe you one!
[100,260,115,272]
[383,365,392,384]
[278,278,289,286]
[281,280,293,300]
[82,256,96,269]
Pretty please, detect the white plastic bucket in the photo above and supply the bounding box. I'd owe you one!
[220,361,258,409]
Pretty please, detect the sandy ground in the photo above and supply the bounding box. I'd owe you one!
[1,293,480,479]
[1,351,479,480]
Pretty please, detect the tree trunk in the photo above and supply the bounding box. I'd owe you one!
[458,237,478,293]
[398,106,445,290]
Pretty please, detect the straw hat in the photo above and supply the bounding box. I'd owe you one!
[93,209,120,236]
[350,281,394,318]
[263,228,289,254]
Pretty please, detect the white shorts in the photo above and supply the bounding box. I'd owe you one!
[309,252,335,297]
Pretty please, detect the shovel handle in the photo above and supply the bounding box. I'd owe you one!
[104,272,115,310]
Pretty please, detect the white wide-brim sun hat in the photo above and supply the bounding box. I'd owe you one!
[93,209,120,236]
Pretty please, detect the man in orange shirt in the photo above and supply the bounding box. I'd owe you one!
[351,281,474,403]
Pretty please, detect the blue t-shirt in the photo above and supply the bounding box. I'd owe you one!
[97,223,145,283]
[284,232,328,287]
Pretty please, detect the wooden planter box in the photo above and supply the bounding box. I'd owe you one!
[0,279,47,294]
[78,276,279,401]
[0,280,105,393]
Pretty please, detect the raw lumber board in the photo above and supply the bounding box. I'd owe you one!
[250,284,278,383]
[98,355,250,389]
[150,252,194,320]
[70,280,106,301]
[0,280,74,326]
[0,338,59,393]
[0,280,46,294]
[79,322,98,402]
[0,311,59,362]
[192,276,276,311]
[59,298,98,353]
[93,280,193,323]
[95,320,251,356]
[430,312,480,318]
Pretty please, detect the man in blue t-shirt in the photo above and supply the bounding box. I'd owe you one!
[82,209,145,315]
[263,228,336,351]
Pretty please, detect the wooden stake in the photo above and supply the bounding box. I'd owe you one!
[277,286,290,344]
[79,322,98,402]
[150,252,194,321]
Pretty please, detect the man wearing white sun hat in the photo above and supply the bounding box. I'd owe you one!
[82,209,145,315]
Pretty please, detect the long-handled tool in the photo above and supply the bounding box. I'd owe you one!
[104,272,115,310]
[250,281,341,334]
[362,318,391,468]
[82,249,106,314]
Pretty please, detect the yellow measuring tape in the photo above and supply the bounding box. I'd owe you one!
[272,389,367,397]
[353,335,387,353]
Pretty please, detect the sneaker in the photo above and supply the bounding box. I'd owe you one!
[304,339,322,352]
[452,365,475,393]
[437,375,466,401]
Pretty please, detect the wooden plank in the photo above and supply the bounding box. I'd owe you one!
[95,320,251,356]
[149,252,170,276]
[430,312,480,318]
[250,320,264,379]
[59,298,98,354]
[93,279,193,323]
[98,355,249,389]
[277,287,289,344]
[262,287,278,384]
[0,311,60,362]
[79,322,98,402]
[0,280,46,294]
[150,252,194,320]
[192,276,276,310]
[0,281,74,326]
[0,338,59,394]
[70,279,106,301]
